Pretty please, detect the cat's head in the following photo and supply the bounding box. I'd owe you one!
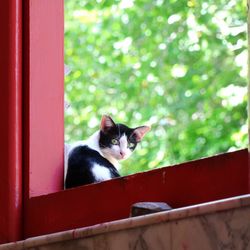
[99,115,150,161]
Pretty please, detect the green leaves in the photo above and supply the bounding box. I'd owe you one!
[64,0,247,176]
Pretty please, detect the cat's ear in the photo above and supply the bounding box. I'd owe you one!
[132,126,150,142]
[100,115,116,133]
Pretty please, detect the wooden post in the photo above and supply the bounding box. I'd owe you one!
[0,0,23,243]
[23,0,64,198]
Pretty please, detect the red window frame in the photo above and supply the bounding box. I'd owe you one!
[23,0,65,198]
[0,0,22,243]
[0,0,249,243]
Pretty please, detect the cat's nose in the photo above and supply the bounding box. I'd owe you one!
[120,151,125,158]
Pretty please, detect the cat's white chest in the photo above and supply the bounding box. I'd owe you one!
[91,164,112,182]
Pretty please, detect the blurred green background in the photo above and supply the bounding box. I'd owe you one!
[64,0,247,176]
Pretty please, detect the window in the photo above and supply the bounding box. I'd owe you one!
[0,0,248,243]
[64,0,247,177]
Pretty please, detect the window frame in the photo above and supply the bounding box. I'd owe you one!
[0,0,248,242]
[0,0,22,243]
[23,0,250,239]
[23,0,65,199]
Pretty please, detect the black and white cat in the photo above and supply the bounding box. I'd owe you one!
[64,115,150,189]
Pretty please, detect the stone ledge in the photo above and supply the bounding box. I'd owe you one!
[1,194,250,250]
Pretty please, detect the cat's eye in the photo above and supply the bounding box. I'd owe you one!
[111,138,119,145]
[128,141,136,148]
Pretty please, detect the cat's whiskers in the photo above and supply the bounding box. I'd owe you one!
[99,142,107,148]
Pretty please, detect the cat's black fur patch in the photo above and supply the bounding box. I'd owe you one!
[65,145,120,188]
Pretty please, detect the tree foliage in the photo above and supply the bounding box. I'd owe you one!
[64,0,247,176]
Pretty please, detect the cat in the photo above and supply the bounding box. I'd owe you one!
[64,115,150,189]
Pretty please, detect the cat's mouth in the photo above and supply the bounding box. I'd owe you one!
[119,155,126,160]
[117,151,127,160]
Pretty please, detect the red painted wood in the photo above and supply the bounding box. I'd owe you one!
[20,0,250,241]
[0,0,22,243]
[24,149,249,238]
[23,0,64,198]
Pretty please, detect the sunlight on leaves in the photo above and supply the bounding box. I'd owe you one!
[64,0,247,176]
